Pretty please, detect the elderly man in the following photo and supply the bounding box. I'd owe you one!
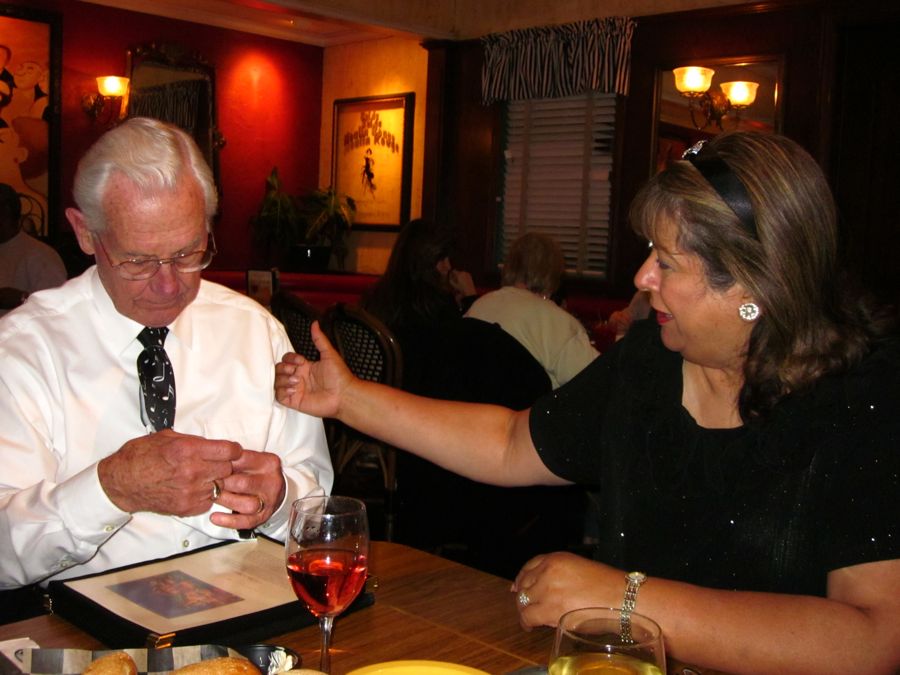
[0,118,333,614]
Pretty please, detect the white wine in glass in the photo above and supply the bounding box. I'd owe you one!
[549,607,666,675]
[286,495,369,674]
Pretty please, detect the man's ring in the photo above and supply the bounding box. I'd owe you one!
[255,495,266,514]
[211,480,222,501]
[517,590,531,608]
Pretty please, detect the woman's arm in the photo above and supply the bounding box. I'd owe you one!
[275,321,564,487]
[513,554,900,675]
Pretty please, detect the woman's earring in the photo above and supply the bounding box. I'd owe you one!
[738,302,760,322]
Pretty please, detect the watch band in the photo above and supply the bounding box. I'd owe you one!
[620,571,647,643]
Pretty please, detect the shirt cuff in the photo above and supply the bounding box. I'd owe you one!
[55,463,131,544]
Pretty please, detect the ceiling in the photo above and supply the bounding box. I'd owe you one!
[81,0,441,47]
[77,0,426,46]
[78,0,749,46]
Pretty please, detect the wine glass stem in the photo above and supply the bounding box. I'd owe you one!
[319,614,335,673]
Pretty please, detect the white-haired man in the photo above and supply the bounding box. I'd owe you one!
[0,118,333,620]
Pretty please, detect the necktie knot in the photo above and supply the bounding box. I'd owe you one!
[138,326,169,349]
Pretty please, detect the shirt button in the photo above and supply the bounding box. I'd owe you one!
[104,525,115,532]
[182,540,190,548]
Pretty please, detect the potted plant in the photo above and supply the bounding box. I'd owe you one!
[251,168,356,272]
[296,185,356,271]
[251,167,303,268]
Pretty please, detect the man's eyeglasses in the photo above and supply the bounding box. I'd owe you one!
[93,232,217,281]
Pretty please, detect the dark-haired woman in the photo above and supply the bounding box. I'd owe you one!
[278,132,899,673]
[361,218,476,392]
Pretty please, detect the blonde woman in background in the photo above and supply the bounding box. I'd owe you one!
[465,232,598,388]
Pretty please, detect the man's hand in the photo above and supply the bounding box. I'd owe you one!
[98,429,241,516]
[275,320,355,419]
[448,269,476,302]
[209,447,286,530]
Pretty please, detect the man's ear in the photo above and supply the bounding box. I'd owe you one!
[66,207,96,256]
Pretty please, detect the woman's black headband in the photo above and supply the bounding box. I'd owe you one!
[682,140,757,238]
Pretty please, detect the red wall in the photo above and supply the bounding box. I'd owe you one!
[13,0,323,269]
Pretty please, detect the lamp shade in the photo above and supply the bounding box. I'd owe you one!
[96,76,129,97]
[720,81,759,108]
[673,66,714,95]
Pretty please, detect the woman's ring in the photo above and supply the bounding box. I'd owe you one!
[211,480,222,501]
[517,590,531,608]
[255,495,266,514]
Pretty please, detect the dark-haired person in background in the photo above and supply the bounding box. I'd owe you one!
[0,181,65,317]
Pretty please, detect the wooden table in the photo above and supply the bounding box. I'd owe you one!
[0,542,551,674]
[0,542,713,674]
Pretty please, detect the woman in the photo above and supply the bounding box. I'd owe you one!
[361,218,476,391]
[276,132,900,674]
[465,231,599,388]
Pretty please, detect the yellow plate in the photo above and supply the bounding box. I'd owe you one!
[347,661,491,675]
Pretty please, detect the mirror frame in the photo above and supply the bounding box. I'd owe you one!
[125,42,224,186]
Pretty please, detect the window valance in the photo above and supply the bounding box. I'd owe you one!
[481,17,636,104]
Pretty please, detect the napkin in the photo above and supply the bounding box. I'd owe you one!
[0,639,40,674]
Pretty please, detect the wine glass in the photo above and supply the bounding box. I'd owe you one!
[286,495,369,674]
[549,607,666,675]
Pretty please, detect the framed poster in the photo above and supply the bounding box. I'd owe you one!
[0,4,61,239]
[331,92,414,230]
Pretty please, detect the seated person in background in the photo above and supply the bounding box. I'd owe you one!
[277,132,900,673]
[0,118,332,621]
[361,217,477,392]
[366,222,579,576]
[0,181,66,316]
[607,289,652,341]
[465,232,598,388]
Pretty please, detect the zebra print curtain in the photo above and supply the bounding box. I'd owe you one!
[481,17,636,104]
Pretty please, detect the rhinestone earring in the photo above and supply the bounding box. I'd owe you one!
[739,302,760,322]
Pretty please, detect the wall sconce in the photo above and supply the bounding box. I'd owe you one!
[672,66,758,131]
[81,76,129,124]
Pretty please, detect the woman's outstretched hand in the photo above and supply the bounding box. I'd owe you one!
[275,320,354,419]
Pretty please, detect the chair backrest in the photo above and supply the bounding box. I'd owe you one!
[271,290,321,362]
[414,317,551,409]
[322,302,403,386]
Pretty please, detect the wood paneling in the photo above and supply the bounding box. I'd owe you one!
[423,0,900,302]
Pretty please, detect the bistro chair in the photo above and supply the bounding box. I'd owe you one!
[271,290,321,362]
[321,302,403,541]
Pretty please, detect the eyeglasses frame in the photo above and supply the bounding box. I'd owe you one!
[92,230,217,280]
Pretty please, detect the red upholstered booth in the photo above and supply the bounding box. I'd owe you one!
[202,270,630,351]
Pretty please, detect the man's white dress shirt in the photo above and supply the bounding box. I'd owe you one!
[0,267,333,587]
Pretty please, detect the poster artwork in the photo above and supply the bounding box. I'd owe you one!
[0,13,51,236]
[334,97,409,227]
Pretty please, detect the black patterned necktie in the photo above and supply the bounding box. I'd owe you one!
[137,326,176,431]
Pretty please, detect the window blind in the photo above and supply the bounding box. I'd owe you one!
[501,92,618,278]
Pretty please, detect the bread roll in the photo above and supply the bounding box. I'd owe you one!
[172,656,260,674]
[82,652,138,675]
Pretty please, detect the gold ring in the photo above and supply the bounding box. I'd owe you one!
[211,480,222,501]
[255,495,266,514]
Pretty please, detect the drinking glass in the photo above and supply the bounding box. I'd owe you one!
[549,607,666,675]
[286,495,369,674]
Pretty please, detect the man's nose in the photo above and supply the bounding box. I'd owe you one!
[150,261,182,294]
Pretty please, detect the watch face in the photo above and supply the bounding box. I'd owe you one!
[627,571,647,584]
